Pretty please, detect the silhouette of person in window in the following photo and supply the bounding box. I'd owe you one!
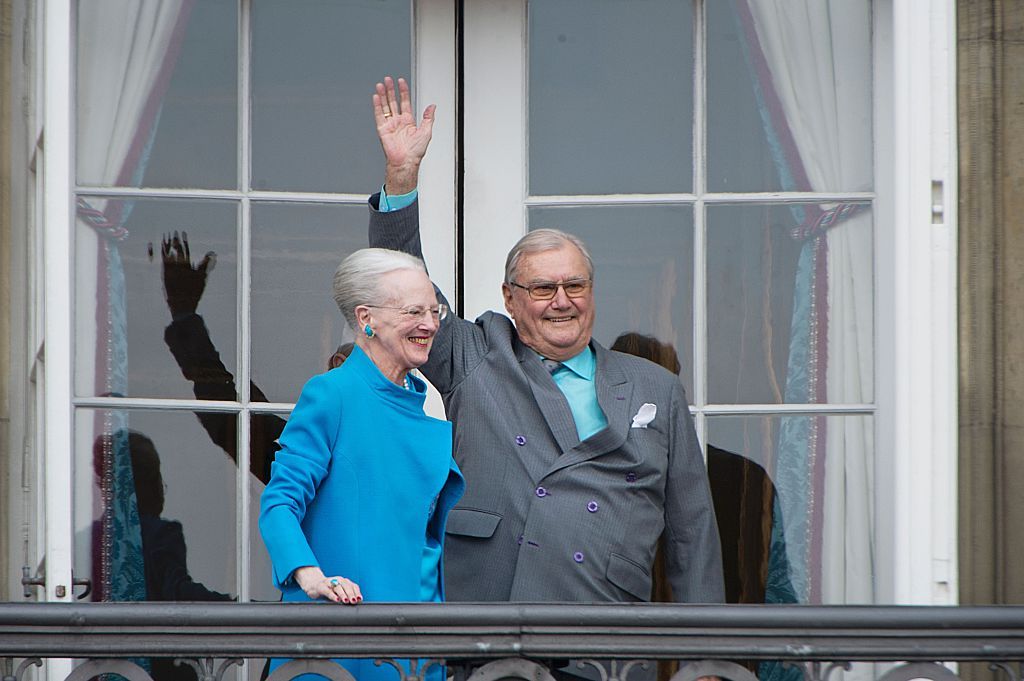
[161,233,354,483]
[90,428,232,681]
[610,332,795,681]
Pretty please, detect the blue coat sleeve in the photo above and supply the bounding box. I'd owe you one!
[258,372,341,589]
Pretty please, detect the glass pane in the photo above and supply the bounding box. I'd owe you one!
[75,197,238,400]
[706,203,873,405]
[707,414,875,605]
[251,203,367,403]
[76,0,237,189]
[251,0,411,192]
[706,0,872,192]
[528,205,694,396]
[74,408,238,604]
[249,411,290,603]
[528,1,693,195]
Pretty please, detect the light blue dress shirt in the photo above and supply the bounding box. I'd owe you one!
[544,347,609,441]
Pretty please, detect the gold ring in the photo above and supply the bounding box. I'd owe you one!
[382,110,393,118]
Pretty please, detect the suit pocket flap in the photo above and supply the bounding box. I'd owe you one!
[445,508,502,538]
[606,552,651,601]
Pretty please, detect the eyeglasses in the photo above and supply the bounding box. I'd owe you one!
[508,278,592,301]
[365,303,449,321]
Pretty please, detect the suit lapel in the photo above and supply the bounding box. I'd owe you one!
[543,343,633,477]
[515,337,580,455]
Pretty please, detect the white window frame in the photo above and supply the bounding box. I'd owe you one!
[34,0,456,641]
[459,0,958,605]
[33,3,958,649]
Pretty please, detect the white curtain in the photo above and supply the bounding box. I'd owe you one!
[74,0,193,603]
[742,0,875,607]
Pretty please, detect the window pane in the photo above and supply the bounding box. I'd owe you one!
[75,197,238,400]
[706,203,874,405]
[76,0,237,189]
[249,411,290,603]
[528,1,693,195]
[251,203,367,403]
[528,205,694,396]
[74,408,238,604]
[707,414,875,605]
[251,0,411,192]
[706,0,872,192]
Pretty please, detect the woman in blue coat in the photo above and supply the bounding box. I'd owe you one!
[259,248,464,681]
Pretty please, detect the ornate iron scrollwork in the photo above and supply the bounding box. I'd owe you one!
[264,659,356,681]
[575,659,650,681]
[64,660,154,681]
[2,657,42,681]
[465,658,558,681]
[374,657,444,681]
[174,658,242,681]
[876,662,962,681]
[670,660,761,681]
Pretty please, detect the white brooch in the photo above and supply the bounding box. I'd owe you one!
[631,403,657,429]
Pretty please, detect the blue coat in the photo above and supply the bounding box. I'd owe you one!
[260,345,464,681]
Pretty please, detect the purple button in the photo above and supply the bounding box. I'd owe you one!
[625,472,637,483]
[587,501,599,513]
[535,486,548,498]
[573,552,584,563]
[515,435,527,446]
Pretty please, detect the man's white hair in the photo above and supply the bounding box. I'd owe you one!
[504,228,594,284]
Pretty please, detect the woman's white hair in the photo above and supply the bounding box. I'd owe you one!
[504,228,594,284]
[332,247,427,329]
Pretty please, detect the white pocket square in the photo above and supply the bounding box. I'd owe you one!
[631,403,657,428]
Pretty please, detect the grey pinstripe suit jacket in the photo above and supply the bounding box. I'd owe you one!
[369,196,724,603]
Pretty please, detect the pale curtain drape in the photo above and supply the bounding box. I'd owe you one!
[738,0,875,608]
[75,0,194,604]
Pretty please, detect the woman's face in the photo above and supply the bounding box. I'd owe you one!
[363,268,440,376]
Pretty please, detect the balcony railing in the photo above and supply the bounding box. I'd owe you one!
[2,603,1023,681]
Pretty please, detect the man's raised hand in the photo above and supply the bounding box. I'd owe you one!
[373,76,435,195]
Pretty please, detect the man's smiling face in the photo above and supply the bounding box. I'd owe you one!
[502,244,595,361]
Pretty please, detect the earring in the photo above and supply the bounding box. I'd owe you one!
[364,324,374,338]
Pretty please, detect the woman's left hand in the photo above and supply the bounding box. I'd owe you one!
[293,565,363,605]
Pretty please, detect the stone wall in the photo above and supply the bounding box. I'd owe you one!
[958,0,1024,606]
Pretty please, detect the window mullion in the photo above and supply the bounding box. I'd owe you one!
[237,0,254,605]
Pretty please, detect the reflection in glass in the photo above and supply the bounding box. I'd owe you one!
[75,198,238,400]
[706,204,873,405]
[706,0,872,193]
[251,0,411,192]
[528,205,694,395]
[76,0,237,189]
[707,414,875,607]
[529,1,693,195]
[251,203,367,403]
[74,408,238,602]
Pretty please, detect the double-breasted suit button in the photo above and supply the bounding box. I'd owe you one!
[515,435,526,446]
[625,472,637,483]
[535,486,548,497]
[517,535,524,545]
[573,552,585,563]
[587,501,599,513]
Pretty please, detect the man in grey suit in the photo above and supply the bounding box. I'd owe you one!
[368,77,724,605]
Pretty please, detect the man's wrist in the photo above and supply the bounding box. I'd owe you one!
[384,162,421,196]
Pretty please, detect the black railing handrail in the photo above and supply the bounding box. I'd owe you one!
[2,603,1024,661]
